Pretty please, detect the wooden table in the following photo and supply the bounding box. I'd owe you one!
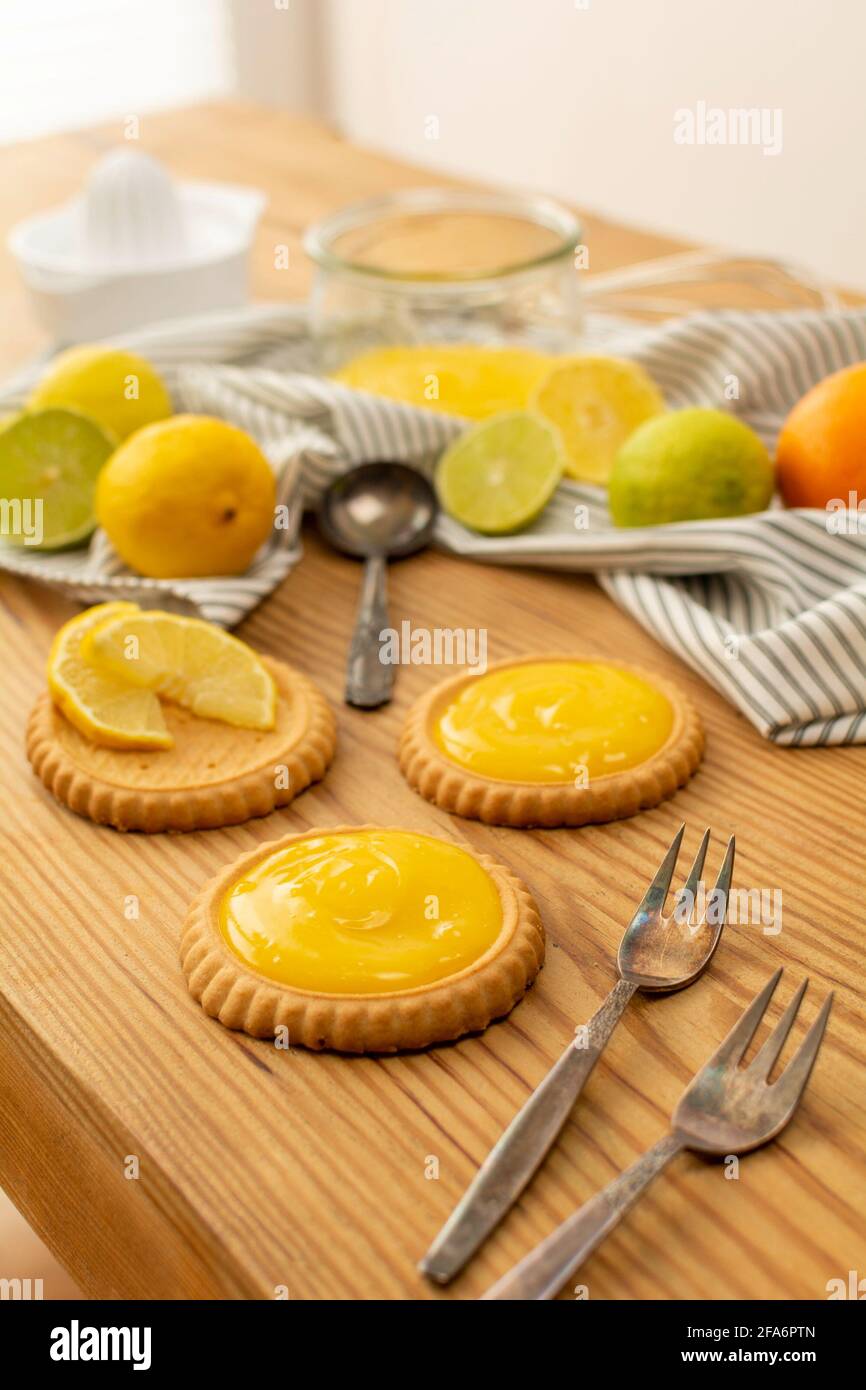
[0,103,863,1301]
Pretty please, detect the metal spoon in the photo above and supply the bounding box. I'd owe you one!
[318,462,438,708]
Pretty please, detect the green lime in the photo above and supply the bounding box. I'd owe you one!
[435,410,566,534]
[608,407,774,527]
[0,408,114,550]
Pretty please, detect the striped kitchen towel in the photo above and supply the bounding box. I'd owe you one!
[1,302,866,746]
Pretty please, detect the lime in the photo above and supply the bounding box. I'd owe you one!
[608,408,774,527]
[0,408,114,550]
[435,410,566,534]
[532,356,666,484]
[29,345,172,443]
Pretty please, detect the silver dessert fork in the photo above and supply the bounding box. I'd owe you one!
[420,825,735,1283]
[483,968,833,1299]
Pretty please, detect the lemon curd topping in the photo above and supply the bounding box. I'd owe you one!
[218,830,504,995]
[432,660,674,783]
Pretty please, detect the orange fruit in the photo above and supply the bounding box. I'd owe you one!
[776,363,866,509]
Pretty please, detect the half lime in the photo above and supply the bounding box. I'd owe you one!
[435,410,566,534]
[0,407,114,550]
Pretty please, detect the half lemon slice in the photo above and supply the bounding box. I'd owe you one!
[532,356,666,484]
[333,343,554,418]
[48,602,172,749]
[83,610,277,731]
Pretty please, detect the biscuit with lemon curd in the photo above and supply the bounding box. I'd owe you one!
[399,655,703,827]
[28,656,335,832]
[28,605,335,831]
[180,826,544,1052]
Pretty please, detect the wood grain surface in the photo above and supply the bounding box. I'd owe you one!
[0,104,863,1301]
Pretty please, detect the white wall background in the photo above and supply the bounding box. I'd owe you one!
[0,0,235,141]
[2,0,862,290]
[316,0,866,290]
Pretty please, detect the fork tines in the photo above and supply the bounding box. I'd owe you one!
[711,968,834,1098]
[637,825,736,927]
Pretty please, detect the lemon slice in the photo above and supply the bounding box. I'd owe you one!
[532,356,666,484]
[435,410,566,534]
[0,408,114,549]
[334,344,554,419]
[83,610,277,731]
[48,602,172,750]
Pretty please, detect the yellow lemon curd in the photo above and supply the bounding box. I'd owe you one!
[219,829,503,995]
[432,660,673,783]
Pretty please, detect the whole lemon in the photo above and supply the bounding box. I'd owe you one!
[96,415,276,578]
[609,408,774,527]
[776,362,866,509]
[29,345,172,442]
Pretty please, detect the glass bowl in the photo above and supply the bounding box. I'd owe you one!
[303,188,583,372]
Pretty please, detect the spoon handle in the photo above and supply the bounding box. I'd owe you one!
[345,553,393,708]
[420,976,638,1283]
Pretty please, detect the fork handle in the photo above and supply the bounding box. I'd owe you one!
[482,1131,684,1299]
[420,977,637,1284]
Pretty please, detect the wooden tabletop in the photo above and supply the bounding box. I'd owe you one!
[0,102,863,1301]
